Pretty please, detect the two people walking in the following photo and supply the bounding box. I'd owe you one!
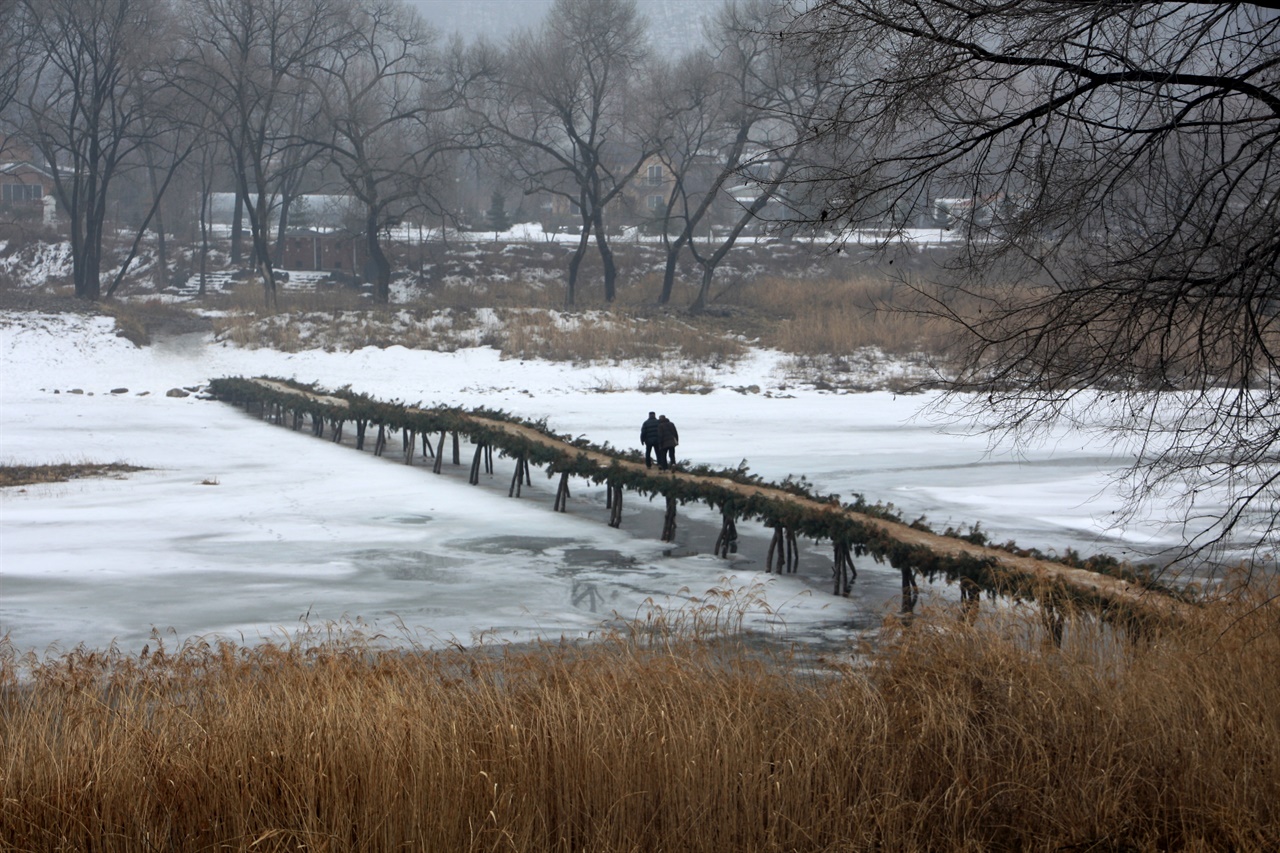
[640,411,679,471]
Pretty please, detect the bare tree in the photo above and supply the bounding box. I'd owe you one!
[12,0,185,300]
[787,1,1280,560]
[313,0,480,303]
[0,1,30,149]
[647,0,793,306]
[682,0,828,312]
[472,0,651,306]
[178,0,349,307]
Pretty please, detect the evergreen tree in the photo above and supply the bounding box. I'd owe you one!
[486,190,511,232]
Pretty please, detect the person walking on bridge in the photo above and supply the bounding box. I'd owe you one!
[640,411,660,468]
[657,414,679,471]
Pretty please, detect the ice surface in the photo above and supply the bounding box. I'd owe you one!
[1,311,1183,655]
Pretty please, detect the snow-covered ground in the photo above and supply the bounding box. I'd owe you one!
[1,311,1177,656]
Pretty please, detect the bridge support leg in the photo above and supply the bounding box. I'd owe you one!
[960,576,981,620]
[432,432,446,473]
[607,483,623,528]
[766,526,800,573]
[469,442,488,485]
[713,512,738,558]
[832,541,855,596]
[553,472,571,512]
[661,495,677,542]
[509,452,526,497]
[900,565,919,615]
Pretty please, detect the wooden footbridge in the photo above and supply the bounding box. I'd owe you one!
[208,376,1186,625]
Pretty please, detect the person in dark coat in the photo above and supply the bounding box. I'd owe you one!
[657,414,679,470]
[640,411,660,468]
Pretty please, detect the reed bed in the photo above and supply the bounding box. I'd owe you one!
[737,276,968,359]
[501,310,746,367]
[3,583,1279,852]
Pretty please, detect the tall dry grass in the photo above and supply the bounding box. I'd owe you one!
[3,583,1279,852]
[737,275,970,358]
[501,310,746,366]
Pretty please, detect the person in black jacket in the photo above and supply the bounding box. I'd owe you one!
[657,414,679,470]
[640,411,660,468]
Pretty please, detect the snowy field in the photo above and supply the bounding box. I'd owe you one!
[1,311,1178,656]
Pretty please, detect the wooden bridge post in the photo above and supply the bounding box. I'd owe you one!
[765,526,800,573]
[661,495,677,542]
[508,452,526,497]
[713,512,738,558]
[404,429,416,464]
[432,432,446,474]
[900,565,919,614]
[468,442,487,485]
[960,576,981,620]
[452,432,460,465]
[607,483,623,528]
[832,541,856,596]
[553,472,571,512]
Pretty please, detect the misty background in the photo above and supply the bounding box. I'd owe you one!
[408,0,718,51]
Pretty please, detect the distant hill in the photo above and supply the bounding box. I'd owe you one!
[408,0,721,55]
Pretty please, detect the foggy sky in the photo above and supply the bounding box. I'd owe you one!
[406,0,721,53]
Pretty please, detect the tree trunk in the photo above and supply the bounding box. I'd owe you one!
[231,193,244,265]
[274,193,293,268]
[565,215,592,308]
[689,263,715,313]
[198,183,211,297]
[658,237,687,305]
[146,155,168,289]
[591,205,617,302]
[367,205,391,303]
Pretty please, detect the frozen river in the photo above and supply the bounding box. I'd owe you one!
[1,312,1186,655]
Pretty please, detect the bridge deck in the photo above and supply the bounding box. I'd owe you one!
[211,376,1186,622]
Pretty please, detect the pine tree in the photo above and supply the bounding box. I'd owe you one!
[486,190,510,232]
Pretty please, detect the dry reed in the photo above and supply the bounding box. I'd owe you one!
[0,462,146,488]
[3,583,1279,852]
[737,276,967,359]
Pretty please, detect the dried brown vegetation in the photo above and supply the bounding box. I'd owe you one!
[737,275,965,358]
[0,462,146,488]
[198,272,967,379]
[3,584,1278,852]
